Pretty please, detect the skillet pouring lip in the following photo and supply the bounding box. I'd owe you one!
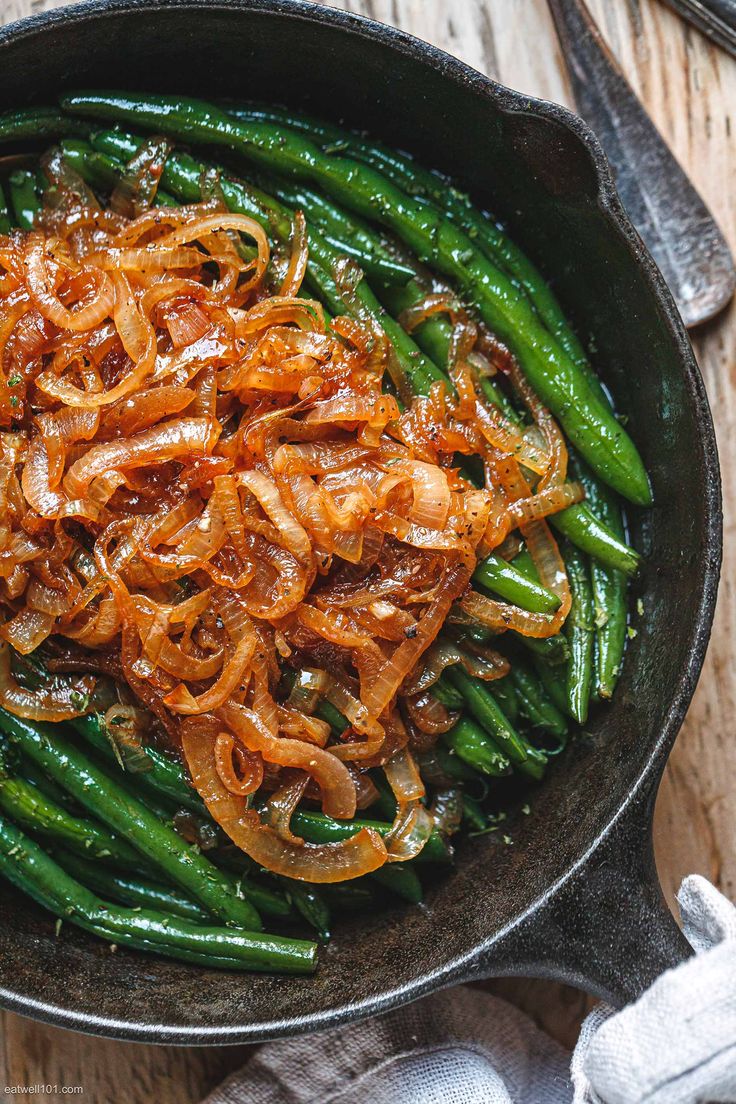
[0,0,722,1044]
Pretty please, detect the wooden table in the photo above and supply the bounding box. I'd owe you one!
[1,0,734,1098]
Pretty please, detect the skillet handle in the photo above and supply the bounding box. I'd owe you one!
[473,787,692,1008]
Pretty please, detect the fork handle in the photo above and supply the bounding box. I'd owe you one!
[547,0,735,328]
[661,0,736,58]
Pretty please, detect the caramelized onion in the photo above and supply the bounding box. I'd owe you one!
[405,638,509,695]
[0,184,581,883]
[214,730,263,797]
[279,210,309,297]
[181,726,387,882]
[405,691,459,735]
[382,745,434,862]
[0,642,94,721]
[218,702,357,820]
[23,232,114,332]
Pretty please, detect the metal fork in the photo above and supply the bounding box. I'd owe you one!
[548,0,735,328]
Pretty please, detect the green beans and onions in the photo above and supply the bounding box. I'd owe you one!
[0,92,646,972]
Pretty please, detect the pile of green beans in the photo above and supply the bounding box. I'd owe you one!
[0,92,649,971]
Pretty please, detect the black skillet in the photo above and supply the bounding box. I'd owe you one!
[0,0,722,1044]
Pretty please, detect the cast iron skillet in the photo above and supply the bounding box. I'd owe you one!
[0,0,722,1044]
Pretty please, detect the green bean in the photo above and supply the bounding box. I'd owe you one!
[276,877,331,941]
[592,580,628,698]
[509,661,568,739]
[316,230,404,283]
[449,622,497,648]
[531,655,571,718]
[445,667,546,779]
[519,633,569,666]
[0,771,149,870]
[16,753,82,814]
[60,138,125,192]
[62,92,650,505]
[287,808,451,866]
[550,505,639,576]
[416,746,488,794]
[431,677,465,711]
[442,716,511,778]
[473,553,560,614]
[508,548,536,581]
[154,189,179,208]
[489,676,520,725]
[562,544,595,723]
[0,108,89,143]
[231,879,292,920]
[8,170,39,229]
[71,713,206,815]
[320,882,375,911]
[315,700,349,737]
[0,184,11,233]
[461,793,489,832]
[0,710,263,931]
[52,847,211,923]
[265,176,415,285]
[573,460,629,698]
[370,862,423,904]
[0,814,316,973]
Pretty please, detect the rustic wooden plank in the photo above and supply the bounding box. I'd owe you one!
[0,0,733,1094]
[0,1012,249,1103]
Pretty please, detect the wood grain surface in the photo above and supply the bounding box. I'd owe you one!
[0,0,734,1098]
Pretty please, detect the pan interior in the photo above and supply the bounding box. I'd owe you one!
[0,0,719,1041]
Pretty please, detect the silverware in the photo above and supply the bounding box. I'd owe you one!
[548,0,735,328]
[661,0,736,58]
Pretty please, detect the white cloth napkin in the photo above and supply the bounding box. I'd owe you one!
[204,876,736,1104]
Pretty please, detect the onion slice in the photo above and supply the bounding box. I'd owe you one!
[181,725,387,882]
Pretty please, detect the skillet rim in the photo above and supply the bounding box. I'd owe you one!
[0,0,722,1043]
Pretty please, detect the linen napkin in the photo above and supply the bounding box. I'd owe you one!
[204,875,736,1104]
